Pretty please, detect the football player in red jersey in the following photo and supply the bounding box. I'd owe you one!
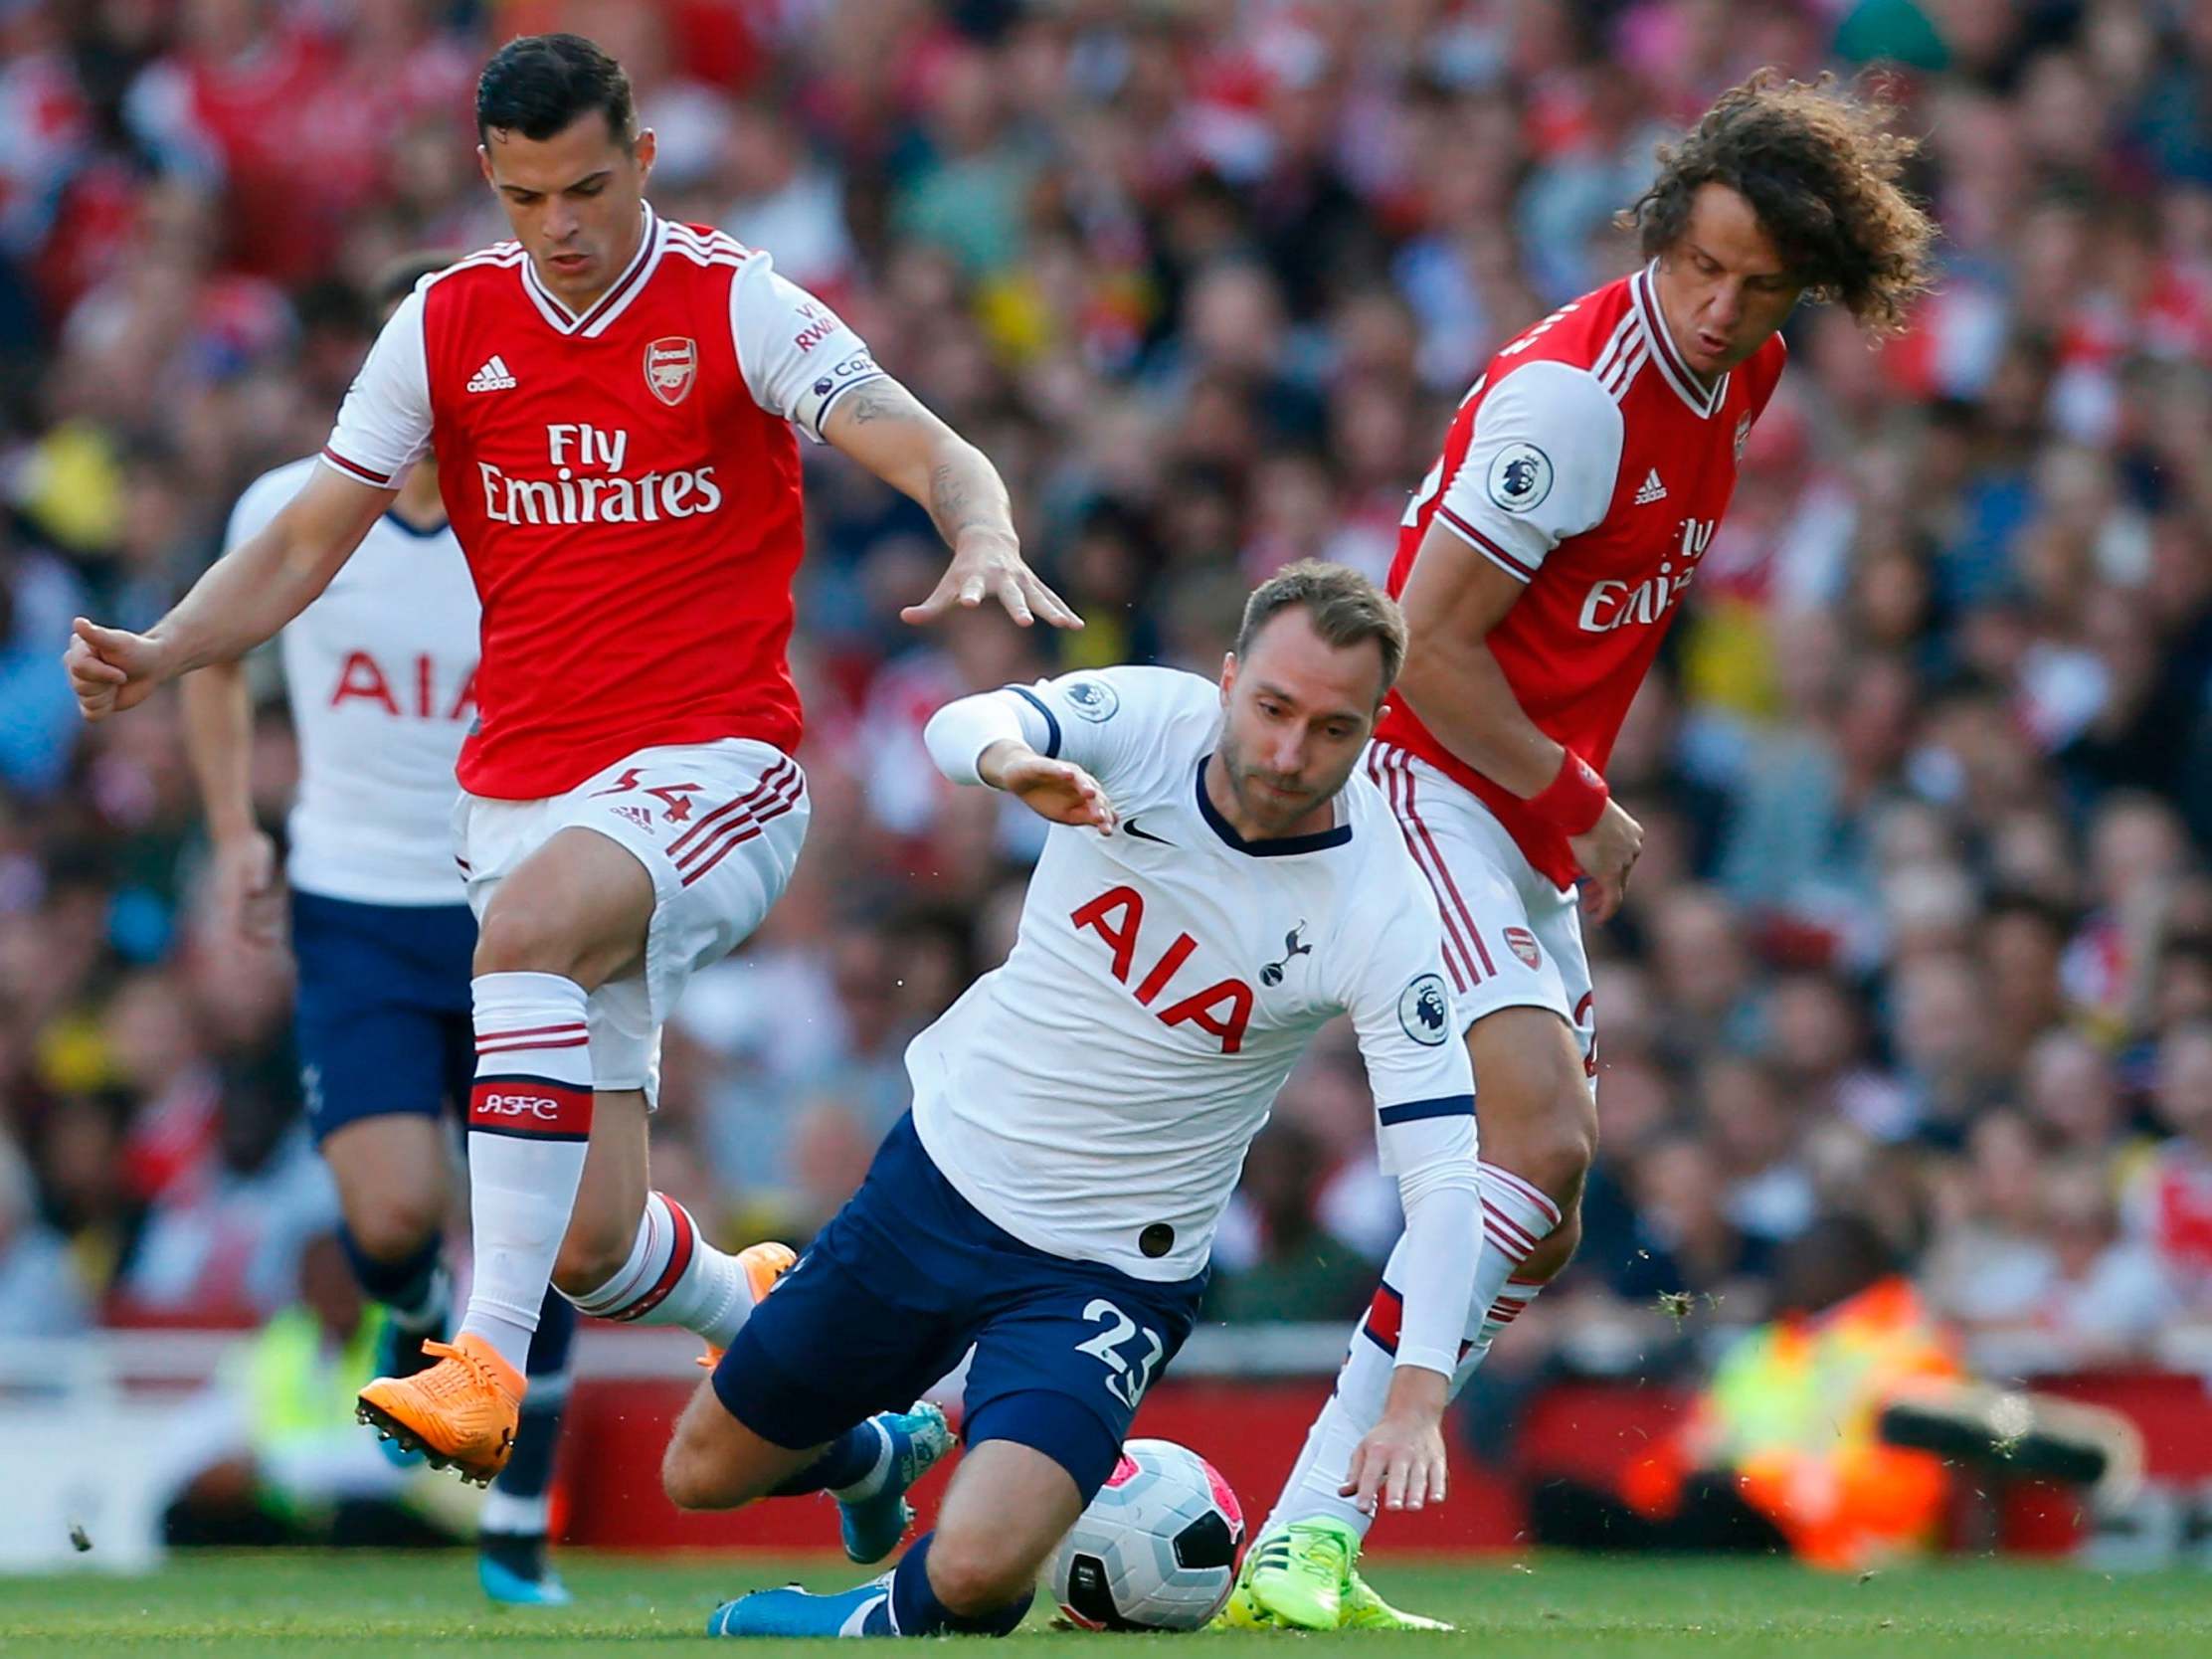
[1227,72,1941,1629]
[66,34,1076,1496]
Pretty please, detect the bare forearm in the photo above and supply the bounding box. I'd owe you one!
[922,437,1016,553]
[179,661,259,841]
[1380,1363,1447,1423]
[151,531,336,679]
[921,688,1034,787]
[1398,634,1566,799]
[975,738,1032,790]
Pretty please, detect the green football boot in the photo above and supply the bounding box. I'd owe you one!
[1339,1567,1455,1632]
[1239,1517,1358,1630]
[1206,1579,1285,1631]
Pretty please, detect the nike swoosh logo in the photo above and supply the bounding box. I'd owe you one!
[1123,820,1174,845]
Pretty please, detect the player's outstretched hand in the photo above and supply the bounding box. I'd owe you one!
[1341,1410,1449,1515]
[1569,797,1643,925]
[902,533,1083,631]
[65,617,168,721]
[207,830,285,951]
[997,752,1118,834]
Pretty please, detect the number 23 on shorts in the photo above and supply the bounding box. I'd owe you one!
[1075,1298,1165,1410]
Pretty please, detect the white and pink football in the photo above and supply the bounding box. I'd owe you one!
[1048,1438,1245,1631]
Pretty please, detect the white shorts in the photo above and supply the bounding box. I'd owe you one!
[1365,741,1596,1084]
[455,738,810,1104]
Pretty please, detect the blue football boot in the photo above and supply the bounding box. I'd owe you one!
[838,1401,956,1566]
[477,1532,573,1606]
[708,1573,895,1638]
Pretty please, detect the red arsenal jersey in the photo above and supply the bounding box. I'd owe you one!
[319,208,883,799]
[1376,263,1787,886]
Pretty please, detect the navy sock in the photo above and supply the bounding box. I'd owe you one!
[526,1283,577,1380]
[885,1532,1032,1637]
[488,1286,575,1517]
[494,1394,565,1507]
[338,1226,445,1327]
[769,1419,883,1498]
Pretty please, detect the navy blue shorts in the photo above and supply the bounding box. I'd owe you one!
[714,1113,1207,1499]
[290,890,475,1144]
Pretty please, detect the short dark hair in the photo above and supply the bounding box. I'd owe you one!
[475,34,635,146]
[1618,70,1937,334]
[1234,560,1407,701]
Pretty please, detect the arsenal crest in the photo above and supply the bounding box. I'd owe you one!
[1503,926,1543,970]
[645,336,697,406]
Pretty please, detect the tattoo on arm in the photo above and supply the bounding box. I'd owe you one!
[839,379,922,427]
[929,457,1014,548]
[830,375,1015,547]
[929,461,977,539]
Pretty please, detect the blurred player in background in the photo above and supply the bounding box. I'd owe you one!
[1230,72,1941,1629]
[659,565,1482,1640]
[66,32,1074,1491]
[179,254,579,1604]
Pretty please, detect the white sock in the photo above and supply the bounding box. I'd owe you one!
[478,1486,551,1537]
[830,1418,895,1504]
[1269,1327,1395,1539]
[458,971,595,1372]
[1262,1161,1561,1540]
[562,1191,764,1348]
[1452,1276,1548,1390]
[391,1264,452,1334]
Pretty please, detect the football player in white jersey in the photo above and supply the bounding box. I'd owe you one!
[180,256,577,1605]
[653,563,1483,1640]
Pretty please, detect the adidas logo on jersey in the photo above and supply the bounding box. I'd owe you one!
[467,354,518,393]
[1634,467,1667,505]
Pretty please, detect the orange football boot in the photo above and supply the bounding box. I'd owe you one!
[696,1239,799,1370]
[356,1333,525,1486]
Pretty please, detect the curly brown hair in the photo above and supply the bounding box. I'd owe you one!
[1618,70,1937,334]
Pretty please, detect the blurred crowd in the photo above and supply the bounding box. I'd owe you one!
[3,0,2212,1390]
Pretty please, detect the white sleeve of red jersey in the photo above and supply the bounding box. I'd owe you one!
[727,252,886,443]
[318,285,433,490]
[1433,359,1624,583]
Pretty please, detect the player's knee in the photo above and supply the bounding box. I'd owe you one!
[1480,1085,1594,1211]
[1520,1204,1584,1282]
[550,1221,634,1302]
[660,1437,720,1511]
[927,1527,1042,1617]
[661,1420,748,1512]
[471,901,578,979]
[344,1189,444,1266]
[1516,1095,1596,1203]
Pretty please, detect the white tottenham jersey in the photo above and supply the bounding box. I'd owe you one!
[909,666,1476,1280]
[226,457,478,905]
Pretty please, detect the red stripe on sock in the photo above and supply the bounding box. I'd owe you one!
[468,1078,593,1138]
[474,1035,592,1057]
[1483,1163,1564,1226]
[1482,1200,1538,1261]
[476,1020,590,1045]
[616,1196,698,1321]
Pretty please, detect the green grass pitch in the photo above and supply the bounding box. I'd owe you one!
[2,1552,2209,1657]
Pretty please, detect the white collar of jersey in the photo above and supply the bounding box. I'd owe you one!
[1631,262,1729,420]
[518,204,663,339]
[1194,755,1353,857]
